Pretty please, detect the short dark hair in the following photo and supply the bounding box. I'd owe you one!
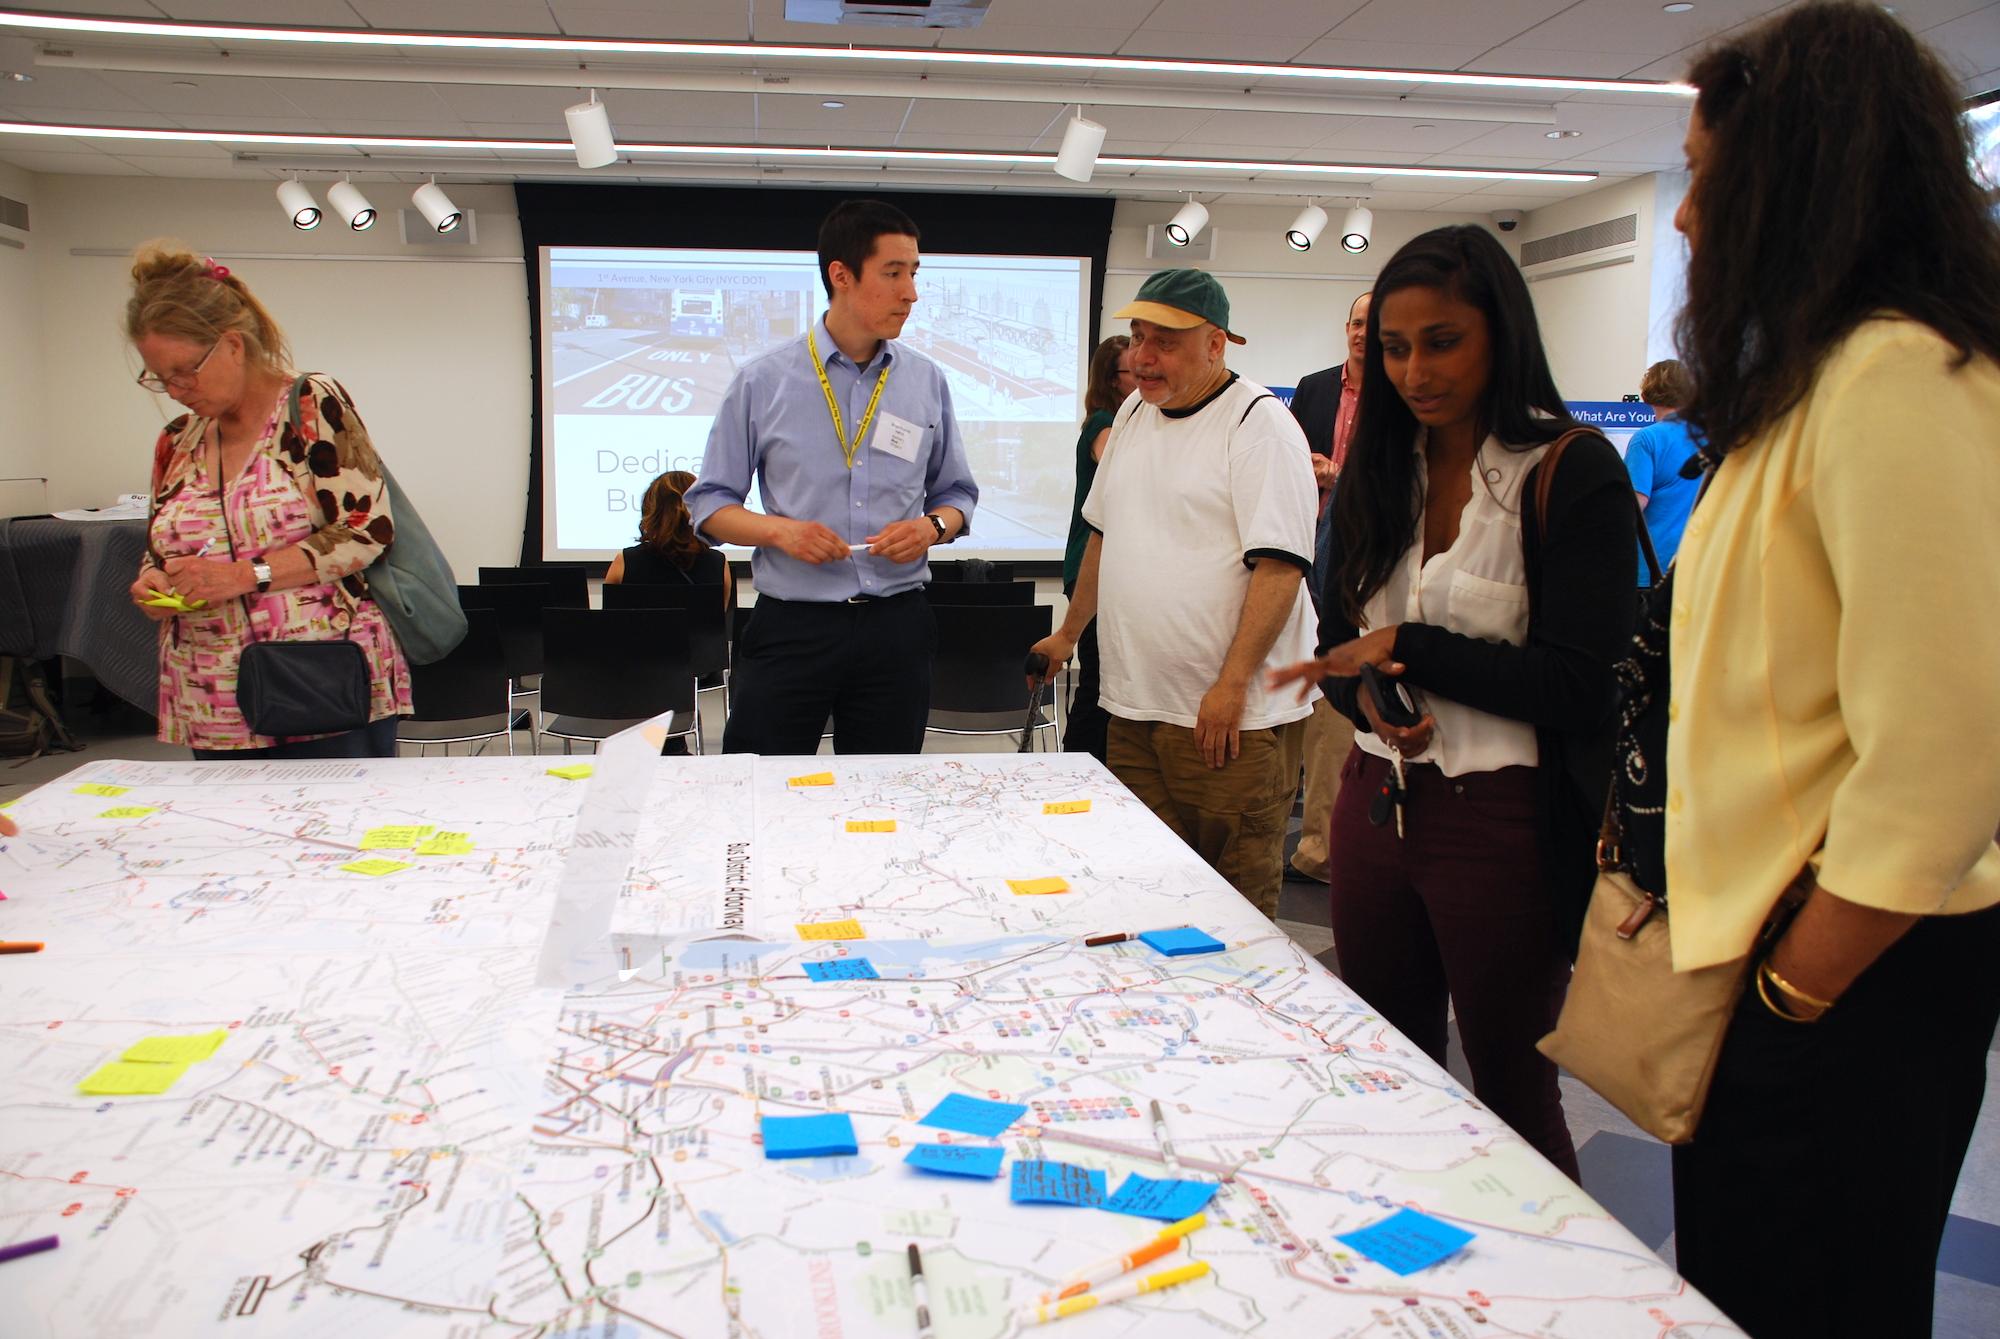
[817,199,922,298]
[1677,2,2000,461]
[1333,225,1584,624]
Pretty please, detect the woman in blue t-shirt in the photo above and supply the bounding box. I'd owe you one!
[1622,359,1702,585]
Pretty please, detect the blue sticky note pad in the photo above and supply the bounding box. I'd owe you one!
[1103,1173,1220,1222]
[760,1112,859,1160]
[1011,1159,1107,1207]
[905,1143,1006,1179]
[1336,1208,1475,1275]
[803,958,880,981]
[918,1093,1028,1138]
[1138,927,1227,957]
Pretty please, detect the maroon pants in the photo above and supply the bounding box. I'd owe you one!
[1327,746,1579,1179]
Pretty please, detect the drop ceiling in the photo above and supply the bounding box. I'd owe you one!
[1,0,1994,214]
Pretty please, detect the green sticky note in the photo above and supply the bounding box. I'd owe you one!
[121,1029,227,1064]
[342,858,414,877]
[98,806,158,819]
[361,824,434,850]
[73,783,130,798]
[547,764,594,781]
[79,1060,191,1095]
[414,831,474,856]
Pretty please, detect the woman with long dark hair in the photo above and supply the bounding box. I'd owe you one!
[1270,224,1637,1179]
[1060,335,1135,760]
[1651,7,2000,1335]
[605,469,734,610]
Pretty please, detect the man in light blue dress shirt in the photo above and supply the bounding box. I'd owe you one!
[687,199,978,755]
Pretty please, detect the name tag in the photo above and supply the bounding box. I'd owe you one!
[870,411,923,463]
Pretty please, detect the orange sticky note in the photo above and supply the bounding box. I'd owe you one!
[789,772,836,788]
[1043,800,1092,815]
[846,820,897,833]
[797,918,866,941]
[1007,877,1070,896]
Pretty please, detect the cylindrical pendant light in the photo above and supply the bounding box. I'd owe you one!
[1164,199,1209,246]
[1053,108,1107,183]
[275,178,320,230]
[327,178,376,231]
[412,180,463,234]
[1285,204,1328,251]
[565,90,618,169]
[1340,205,1375,254]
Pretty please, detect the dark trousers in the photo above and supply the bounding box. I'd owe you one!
[191,715,400,760]
[1062,616,1108,763]
[1328,747,1579,1179]
[1673,902,2000,1339]
[722,592,935,756]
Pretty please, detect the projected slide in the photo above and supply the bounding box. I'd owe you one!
[539,246,1088,560]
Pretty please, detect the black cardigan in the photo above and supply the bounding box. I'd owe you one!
[1317,433,1638,949]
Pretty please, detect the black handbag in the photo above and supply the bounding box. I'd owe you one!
[212,426,372,739]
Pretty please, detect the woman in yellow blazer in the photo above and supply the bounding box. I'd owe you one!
[1663,6,2000,1337]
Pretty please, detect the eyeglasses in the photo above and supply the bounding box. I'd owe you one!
[135,339,221,394]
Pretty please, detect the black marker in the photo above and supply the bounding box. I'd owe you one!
[908,1243,935,1339]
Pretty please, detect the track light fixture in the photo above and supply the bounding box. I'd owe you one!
[1339,205,1374,254]
[1052,106,1106,183]
[326,177,376,230]
[411,179,462,233]
[275,177,319,230]
[1285,203,1328,251]
[564,89,617,169]
[1164,199,1209,247]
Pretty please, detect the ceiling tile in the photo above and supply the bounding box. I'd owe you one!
[1329,0,1574,48]
[104,151,249,177]
[1461,47,1664,79]
[1165,109,1342,149]
[1308,119,1507,153]
[1116,30,1324,62]
[1081,105,1216,142]
[935,26,1134,54]
[904,99,1062,138]
[1288,38,1490,70]
[0,67,155,114]
[262,78,462,124]
[161,1,370,21]
[757,92,911,131]
[1139,0,1364,39]
[548,4,754,41]
[1502,1,1789,60]
[93,71,312,119]
[1925,5,2000,84]
[345,1,564,33]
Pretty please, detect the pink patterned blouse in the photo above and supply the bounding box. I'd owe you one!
[143,375,412,750]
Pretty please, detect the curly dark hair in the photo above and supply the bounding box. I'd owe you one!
[637,470,706,570]
[1331,224,1582,624]
[1676,2,2000,462]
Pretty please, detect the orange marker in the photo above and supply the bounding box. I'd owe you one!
[1036,1213,1207,1305]
[0,941,44,955]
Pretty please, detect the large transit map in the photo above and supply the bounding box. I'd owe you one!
[0,751,1739,1337]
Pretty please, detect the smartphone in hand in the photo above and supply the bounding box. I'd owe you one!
[1359,663,1423,730]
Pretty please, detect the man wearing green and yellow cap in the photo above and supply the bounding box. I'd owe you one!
[1029,269,1319,918]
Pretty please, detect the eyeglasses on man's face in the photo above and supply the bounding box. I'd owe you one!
[136,338,221,394]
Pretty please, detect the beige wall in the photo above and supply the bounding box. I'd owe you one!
[0,161,45,515]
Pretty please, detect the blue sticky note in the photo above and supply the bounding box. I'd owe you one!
[905,1143,1006,1179]
[1138,927,1227,957]
[760,1112,859,1160]
[918,1093,1028,1138]
[1011,1159,1106,1207]
[1103,1173,1220,1222]
[1336,1208,1476,1275]
[803,958,880,981]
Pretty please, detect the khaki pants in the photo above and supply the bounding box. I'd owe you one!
[1107,714,1307,920]
[1290,697,1354,882]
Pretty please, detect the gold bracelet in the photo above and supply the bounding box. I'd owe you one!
[1762,961,1836,1013]
[1754,962,1828,1023]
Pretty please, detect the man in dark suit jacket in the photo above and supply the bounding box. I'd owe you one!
[1285,289,1368,884]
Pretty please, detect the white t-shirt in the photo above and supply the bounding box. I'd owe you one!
[1082,375,1320,731]
[1353,429,1550,776]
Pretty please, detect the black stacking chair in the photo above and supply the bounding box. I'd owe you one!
[538,607,699,753]
[397,607,513,755]
[601,583,730,711]
[479,564,589,609]
[925,601,1057,750]
[924,580,1036,607]
[457,582,547,746]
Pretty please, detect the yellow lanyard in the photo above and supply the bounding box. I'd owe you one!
[807,328,891,470]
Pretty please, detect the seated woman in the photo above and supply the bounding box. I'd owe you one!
[605,470,734,610]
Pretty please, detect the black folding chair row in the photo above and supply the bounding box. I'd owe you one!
[478,564,589,609]
[398,605,514,755]
[925,601,1058,749]
[539,607,700,754]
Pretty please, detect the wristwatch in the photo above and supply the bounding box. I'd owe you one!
[925,513,949,544]
[251,560,273,594]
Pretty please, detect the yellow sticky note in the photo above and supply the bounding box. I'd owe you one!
[361,824,434,850]
[1043,800,1093,815]
[121,1029,227,1064]
[414,831,474,856]
[547,764,595,781]
[342,858,414,877]
[1007,877,1071,896]
[73,783,130,798]
[845,820,897,833]
[789,772,836,788]
[98,806,158,819]
[79,1060,191,1096]
[796,918,866,941]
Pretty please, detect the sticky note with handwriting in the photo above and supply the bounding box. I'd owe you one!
[1010,1159,1106,1208]
[796,919,865,941]
[1042,800,1092,815]
[1007,877,1070,896]
[415,831,475,856]
[361,825,434,850]
[341,858,414,878]
[98,806,157,819]
[845,820,897,833]
[803,958,879,981]
[789,772,836,788]
[1336,1208,1475,1276]
[906,1144,1006,1179]
[918,1094,1027,1138]
[78,1060,191,1096]
[73,783,130,798]
[121,1029,227,1064]
[1103,1174,1220,1222]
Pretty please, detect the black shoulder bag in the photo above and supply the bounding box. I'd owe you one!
[217,424,371,739]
